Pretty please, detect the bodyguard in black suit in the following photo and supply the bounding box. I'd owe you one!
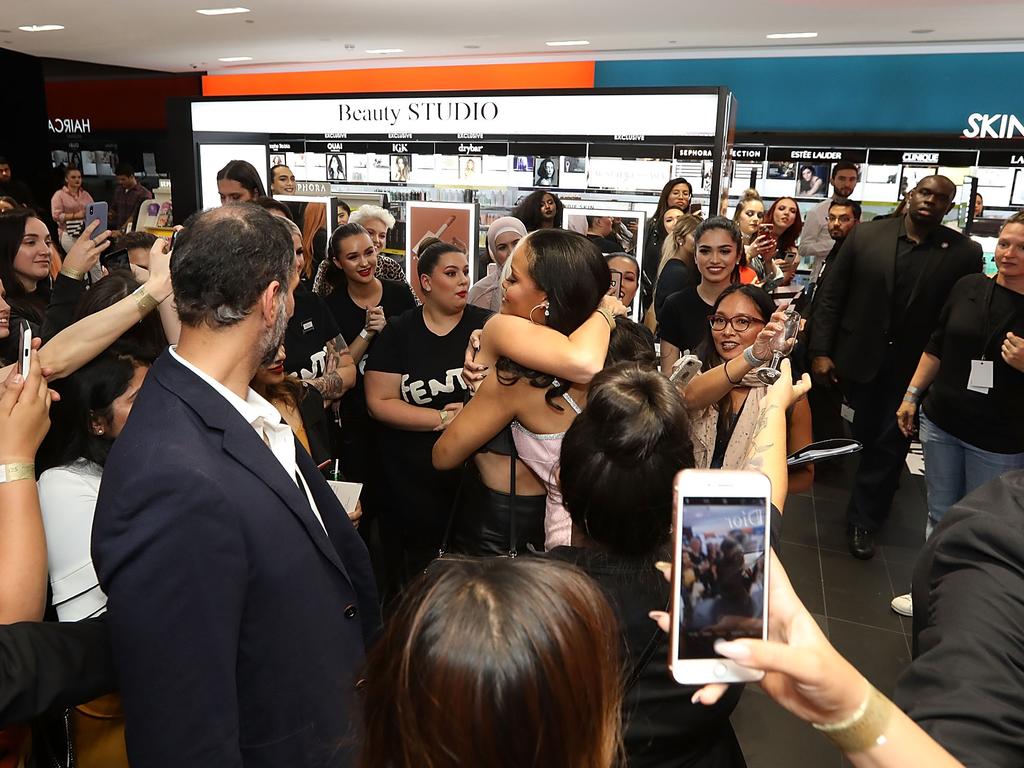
[808,176,982,558]
[92,205,380,768]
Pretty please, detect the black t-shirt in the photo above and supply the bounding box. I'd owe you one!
[587,234,623,254]
[365,304,491,540]
[285,284,341,382]
[653,260,695,317]
[325,279,417,420]
[923,274,1024,453]
[657,286,714,353]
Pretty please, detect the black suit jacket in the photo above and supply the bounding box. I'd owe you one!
[894,471,1024,768]
[0,616,114,728]
[807,217,982,385]
[92,352,380,768]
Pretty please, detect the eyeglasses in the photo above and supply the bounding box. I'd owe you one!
[709,314,765,332]
[826,215,854,224]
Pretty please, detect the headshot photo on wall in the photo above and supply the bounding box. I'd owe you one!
[458,156,480,179]
[269,153,285,168]
[795,164,829,197]
[391,154,412,183]
[513,155,534,173]
[533,156,559,187]
[767,161,796,180]
[326,153,347,182]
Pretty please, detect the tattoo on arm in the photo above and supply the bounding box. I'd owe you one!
[742,403,779,470]
[310,336,350,400]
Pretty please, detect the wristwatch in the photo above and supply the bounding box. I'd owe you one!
[0,463,34,484]
[359,328,371,340]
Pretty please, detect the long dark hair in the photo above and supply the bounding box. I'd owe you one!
[560,363,694,556]
[216,160,266,198]
[512,190,564,232]
[495,229,610,407]
[359,557,622,768]
[0,209,48,323]
[322,222,371,289]
[73,271,166,362]
[697,283,776,450]
[653,178,693,234]
[37,352,141,472]
[765,197,804,254]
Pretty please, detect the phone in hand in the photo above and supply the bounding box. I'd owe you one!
[17,320,32,378]
[608,270,623,301]
[670,469,771,685]
[669,353,702,386]
[757,222,776,245]
[100,247,131,272]
[84,202,108,239]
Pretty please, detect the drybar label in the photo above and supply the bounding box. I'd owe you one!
[962,113,1024,139]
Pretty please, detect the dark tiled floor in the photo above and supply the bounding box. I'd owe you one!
[730,456,927,767]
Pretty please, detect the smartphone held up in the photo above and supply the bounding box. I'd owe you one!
[670,470,771,685]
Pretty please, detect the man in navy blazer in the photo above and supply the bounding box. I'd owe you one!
[92,205,380,767]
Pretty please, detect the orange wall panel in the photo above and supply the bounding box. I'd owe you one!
[202,61,594,97]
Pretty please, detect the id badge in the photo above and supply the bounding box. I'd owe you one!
[967,359,994,394]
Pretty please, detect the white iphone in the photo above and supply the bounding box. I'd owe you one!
[670,469,771,685]
[17,319,32,378]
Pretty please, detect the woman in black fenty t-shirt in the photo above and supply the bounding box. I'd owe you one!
[317,224,416,487]
[897,212,1024,538]
[365,240,490,587]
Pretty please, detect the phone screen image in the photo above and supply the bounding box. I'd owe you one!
[101,248,131,271]
[676,496,767,661]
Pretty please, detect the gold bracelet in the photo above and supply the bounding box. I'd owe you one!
[812,683,893,753]
[132,285,160,316]
[0,463,34,484]
[597,307,616,330]
[60,265,86,281]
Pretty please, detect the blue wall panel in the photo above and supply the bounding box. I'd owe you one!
[594,53,1024,134]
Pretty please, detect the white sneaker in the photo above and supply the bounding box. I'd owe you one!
[890,593,913,617]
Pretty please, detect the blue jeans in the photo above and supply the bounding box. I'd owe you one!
[920,411,1024,538]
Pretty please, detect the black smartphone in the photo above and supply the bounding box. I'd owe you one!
[100,247,131,271]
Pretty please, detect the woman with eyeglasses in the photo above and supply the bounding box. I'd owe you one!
[682,283,814,492]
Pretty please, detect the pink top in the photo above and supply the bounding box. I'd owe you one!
[51,186,94,233]
[510,390,582,550]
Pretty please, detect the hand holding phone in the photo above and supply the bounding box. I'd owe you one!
[84,202,108,240]
[670,469,771,685]
[100,247,131,272]
[608,270,623,301]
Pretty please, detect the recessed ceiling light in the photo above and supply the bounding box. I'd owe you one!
[366,48,404,54]
[546,40,590,47]
[196,7,250,16]
[766,31,818,39]
[18,24,65,32]
[910,28,934,34]
[464,44,481,49]
[217,56,253,62]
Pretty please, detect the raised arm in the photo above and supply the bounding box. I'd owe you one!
[480,296,622,384]
[741,359,811,513]
[5,238,174,382]
[681,311,787,410]
[0,352,52,623]
[432,373,519,470]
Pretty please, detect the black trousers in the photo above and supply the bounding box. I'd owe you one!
[842,360,912,531]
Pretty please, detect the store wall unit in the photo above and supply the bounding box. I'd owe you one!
[0,47,55,210]
[594,53,1024,134]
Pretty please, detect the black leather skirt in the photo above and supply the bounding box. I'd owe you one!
[448,464,546,557]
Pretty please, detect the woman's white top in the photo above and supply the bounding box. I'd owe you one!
[37,460,107,621]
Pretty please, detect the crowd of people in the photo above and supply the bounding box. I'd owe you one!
[0,153,1022,768]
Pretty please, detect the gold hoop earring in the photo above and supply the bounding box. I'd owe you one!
[528,302,549,324]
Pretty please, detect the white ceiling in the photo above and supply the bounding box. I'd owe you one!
[2,0,1024,74]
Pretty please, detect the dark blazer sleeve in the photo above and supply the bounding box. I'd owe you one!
[806,226,859,359]
[0,616,114,728]
[895,496,1024,767]
[93,467,248,767]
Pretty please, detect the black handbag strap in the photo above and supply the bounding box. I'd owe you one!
[507,436,518,558]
